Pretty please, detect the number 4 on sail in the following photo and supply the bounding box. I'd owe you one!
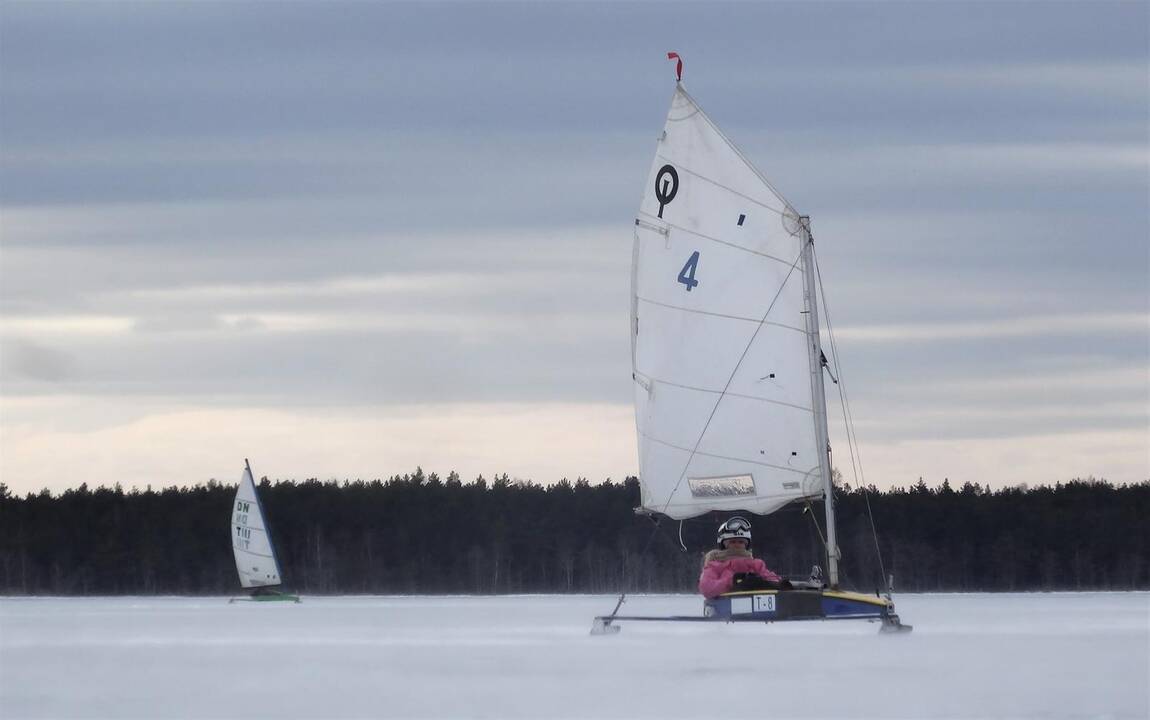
[594,56,910,634]
[677,251,700,291]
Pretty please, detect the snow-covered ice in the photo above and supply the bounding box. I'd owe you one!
[2,593,1147,719]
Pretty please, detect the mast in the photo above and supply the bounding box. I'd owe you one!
[799,216,840,588]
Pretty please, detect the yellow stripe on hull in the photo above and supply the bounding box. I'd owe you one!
[823,590,889,607]
[718,588,889,608]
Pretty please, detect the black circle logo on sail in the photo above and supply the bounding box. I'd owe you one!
[654,164,679,218]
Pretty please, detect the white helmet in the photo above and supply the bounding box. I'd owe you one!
[717,516,752,547]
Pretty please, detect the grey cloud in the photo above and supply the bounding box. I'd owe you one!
[1,223,630,317]
[0,324,632,406]
[1,341,76,383]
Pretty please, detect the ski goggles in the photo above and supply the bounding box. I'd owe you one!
[722,517,751,533]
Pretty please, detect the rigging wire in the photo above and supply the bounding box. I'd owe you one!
[811,246,889,589]
[802,496,828,552]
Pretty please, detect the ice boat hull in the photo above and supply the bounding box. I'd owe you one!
[705,588,890,621]
[592,588,911,634]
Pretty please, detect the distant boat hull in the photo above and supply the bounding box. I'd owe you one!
[228,586,301,603]
[248,592,300,603]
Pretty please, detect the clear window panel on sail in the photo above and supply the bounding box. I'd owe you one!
[688,474,756,498]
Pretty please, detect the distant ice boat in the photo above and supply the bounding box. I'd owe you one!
[229,460,300,603]
[592,55,908,634]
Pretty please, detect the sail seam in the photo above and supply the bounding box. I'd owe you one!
[653,496,817,514]
[636,295,806,334]
[633,374,814,413]
[666,105,702,123]
[640,432,813,477]
[235,549,276,560]
[636,209,795,266]
[653,152,790,218]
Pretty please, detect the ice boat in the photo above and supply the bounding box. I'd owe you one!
[594,587,903,633]
[229,460,300,603]
[592,55,908,635]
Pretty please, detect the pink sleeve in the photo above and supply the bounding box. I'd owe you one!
[698,561,734,598]
[751,559,781,583]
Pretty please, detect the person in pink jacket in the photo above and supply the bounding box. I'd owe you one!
[698,516,787,598]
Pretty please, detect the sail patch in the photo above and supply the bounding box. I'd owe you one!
[687,474,756,498]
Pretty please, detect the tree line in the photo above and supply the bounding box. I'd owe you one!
[0,472,1145,595]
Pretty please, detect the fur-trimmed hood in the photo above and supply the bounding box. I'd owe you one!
[702,547,753,567]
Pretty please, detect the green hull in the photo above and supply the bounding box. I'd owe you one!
[229,588,301,603]
[251,593,300,602]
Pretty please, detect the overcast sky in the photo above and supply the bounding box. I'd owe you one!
[1,1,1147,495]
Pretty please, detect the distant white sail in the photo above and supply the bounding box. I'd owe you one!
[632,84,823,519]
[231,464,283,589]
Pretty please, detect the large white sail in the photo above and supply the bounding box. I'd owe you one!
[632,84,823,519]
[231,463,283,589]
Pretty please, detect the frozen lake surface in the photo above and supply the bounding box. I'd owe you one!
[2,593,1147,719]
